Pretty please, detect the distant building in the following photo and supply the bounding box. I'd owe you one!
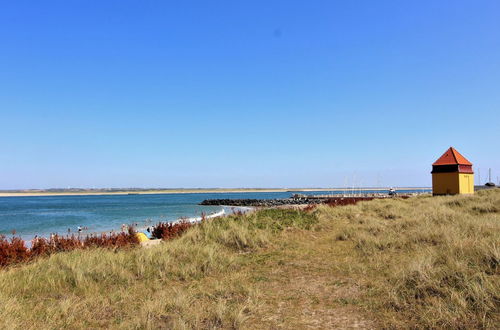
[431,147,474,195]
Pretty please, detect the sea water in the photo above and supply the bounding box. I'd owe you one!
[0,189,430,240]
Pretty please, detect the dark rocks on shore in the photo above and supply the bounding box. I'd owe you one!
[200,196,389,207]
[200,198,323,207]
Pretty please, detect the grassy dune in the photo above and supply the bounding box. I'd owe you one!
[0,190,498,328]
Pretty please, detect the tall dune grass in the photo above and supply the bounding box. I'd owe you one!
[0,191,498,328]
[0,209,315,328]
[314,189,499,328]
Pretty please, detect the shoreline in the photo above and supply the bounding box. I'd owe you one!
[0,187,430,197]
[5,206,252,244]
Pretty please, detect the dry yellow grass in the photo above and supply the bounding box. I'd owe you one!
[312,190,499,328]
[0,190,498,329]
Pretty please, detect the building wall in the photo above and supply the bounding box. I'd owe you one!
[432,172,474,195]
[458,173,474,194]
[432,172,460,195]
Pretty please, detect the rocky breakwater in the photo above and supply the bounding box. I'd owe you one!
[199,198,322,207]
[200,196,382,207]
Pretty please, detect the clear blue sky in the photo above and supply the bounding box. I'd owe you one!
[1,1,499,189]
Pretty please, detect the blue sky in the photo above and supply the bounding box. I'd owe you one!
[1,1,499,189]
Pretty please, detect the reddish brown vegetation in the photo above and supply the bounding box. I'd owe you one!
[83,227,139,249]
[303,197,392,212]
[0,236,29,267]
[151,221,192,240]
[0,227,139,268]
[303,204,317,212]
[325,197,376,207]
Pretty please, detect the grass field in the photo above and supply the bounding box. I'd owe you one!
[0,189,498,329]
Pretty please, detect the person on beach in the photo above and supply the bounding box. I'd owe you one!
[77,226,82,234]
[144,226,153,239]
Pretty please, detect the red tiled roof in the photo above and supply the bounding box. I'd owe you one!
[433,147,472,166]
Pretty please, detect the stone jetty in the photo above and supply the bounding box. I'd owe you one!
[199,195,387,207]
[199,198,309,207]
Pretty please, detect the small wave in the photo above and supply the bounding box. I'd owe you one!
[172,209,226,225]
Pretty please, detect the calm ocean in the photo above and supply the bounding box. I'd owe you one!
[0,189,430,240]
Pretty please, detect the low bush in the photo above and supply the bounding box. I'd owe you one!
[0,236,30,267]
[0,227,139,268]
[151,221,192,240]
[325,196,375,207]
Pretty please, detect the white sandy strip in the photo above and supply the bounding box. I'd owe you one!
[172,208,226,225]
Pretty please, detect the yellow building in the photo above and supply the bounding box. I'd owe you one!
[432,147,474,195]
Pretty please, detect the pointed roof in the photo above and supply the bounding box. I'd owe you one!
[433,147,472,166]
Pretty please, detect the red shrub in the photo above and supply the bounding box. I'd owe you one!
[324,197,375,207]
[0,236,30,267]
[52,235,84,252]
[83,227,139,248]
[303,204,317,212]
[30,237,54,257]
[0,227,140,268]
[151,221,192,240]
